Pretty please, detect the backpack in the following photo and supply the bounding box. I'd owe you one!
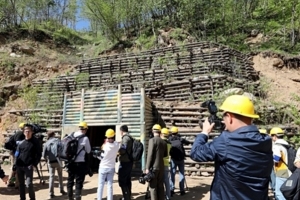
[124,135,144,162]
[31,123,47,133]
[59,132,86,162]
[280,168,300,199]
[4,134,16,151]
[281,144,297,173]
[169,137,185,161]
[4,130,24,152]
[46,138,63,162]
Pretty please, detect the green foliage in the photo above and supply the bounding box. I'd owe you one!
[135,34,156,50]
[75,73,90,90]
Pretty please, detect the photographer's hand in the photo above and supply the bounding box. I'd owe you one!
[202,118,215,135]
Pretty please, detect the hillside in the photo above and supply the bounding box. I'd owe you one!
[0,29,300,134]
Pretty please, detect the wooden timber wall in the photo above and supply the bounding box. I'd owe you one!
[5,41,298,176]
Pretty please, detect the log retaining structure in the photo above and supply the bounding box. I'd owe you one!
[6,42,294,176]
[152,101,300,176]
[31,42,260,103]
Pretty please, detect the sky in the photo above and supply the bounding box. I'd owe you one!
[75,18,90,30]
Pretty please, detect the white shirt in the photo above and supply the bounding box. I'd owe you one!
[99,141,119,169]
[74,131,91,162]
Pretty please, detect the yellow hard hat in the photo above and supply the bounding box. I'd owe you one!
[171,126,178,134]
[78,121,88,129]
[161,128,169,136]
[19,123,25,129]
[152,124,162,131]
[270,127,284,135]
[219,95,259,118]
[105,129,115,138]
[259,129,267,134]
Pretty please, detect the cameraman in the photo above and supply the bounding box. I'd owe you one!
[145,124,168,200]
[7,122,25,188]
[96,129,119,200]
[190,95,273,200]
[169,126,190,196]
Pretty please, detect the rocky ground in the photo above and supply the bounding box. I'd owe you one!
[0,164,275,200]
[0,164,212,200]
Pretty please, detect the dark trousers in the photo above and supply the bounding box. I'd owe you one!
[149,169,165,200]
[67,162,86,193]
[17,166,35,200]
[118,161,133,192]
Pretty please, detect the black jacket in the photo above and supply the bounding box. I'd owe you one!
[15,137,42,167]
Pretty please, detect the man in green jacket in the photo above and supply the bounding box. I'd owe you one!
[145,124,168,200]
[118,125,133,200]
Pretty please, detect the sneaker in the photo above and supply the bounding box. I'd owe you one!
[180,191,186,196]
[171,190,175,197]
[7,182,15,187]
[49,194,55,199]
[60,190,67,195]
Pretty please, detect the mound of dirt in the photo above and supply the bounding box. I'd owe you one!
[252,53,300,105]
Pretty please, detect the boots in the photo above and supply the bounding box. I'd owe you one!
[75,189,82,200]
[121,186,131,200]
[67,188,73,200]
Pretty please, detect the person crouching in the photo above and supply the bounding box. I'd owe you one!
[97,129,119,200]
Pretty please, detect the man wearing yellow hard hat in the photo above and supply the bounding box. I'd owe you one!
[96,129,119,200]
[168,126,190,196]
[67,121,91,200]
[160,128,171,200]
[145,124,168,200]
[190,95,273,200]
[270,127,291,200]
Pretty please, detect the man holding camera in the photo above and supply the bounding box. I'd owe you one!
[168,126,190,196]
[14,124,42,200]
[145,124,168,200]
[190,95,273,200]
[6,122,25,188]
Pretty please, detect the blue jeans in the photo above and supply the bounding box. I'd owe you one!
[269,168,276,193]
[170,159,185,192]
[275,176,287,200]
[97,167,115,200]
[164,167,171,199]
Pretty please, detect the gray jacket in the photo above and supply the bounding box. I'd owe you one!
[42,137,59,162]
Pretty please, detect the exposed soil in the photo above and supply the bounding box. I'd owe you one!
[252,54,300,105]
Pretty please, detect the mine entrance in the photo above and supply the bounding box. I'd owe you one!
[86,125,116,172]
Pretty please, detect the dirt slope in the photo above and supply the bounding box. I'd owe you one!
[252,54,300,105]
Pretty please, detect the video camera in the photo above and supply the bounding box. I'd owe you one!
[92,150,104,158]
[24,123,47,134]
[139,170,155,184]
[201,100,225,131]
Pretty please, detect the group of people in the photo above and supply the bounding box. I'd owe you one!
[145,124,190,200]
[2,94,300,200]
[263,127,300,200]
